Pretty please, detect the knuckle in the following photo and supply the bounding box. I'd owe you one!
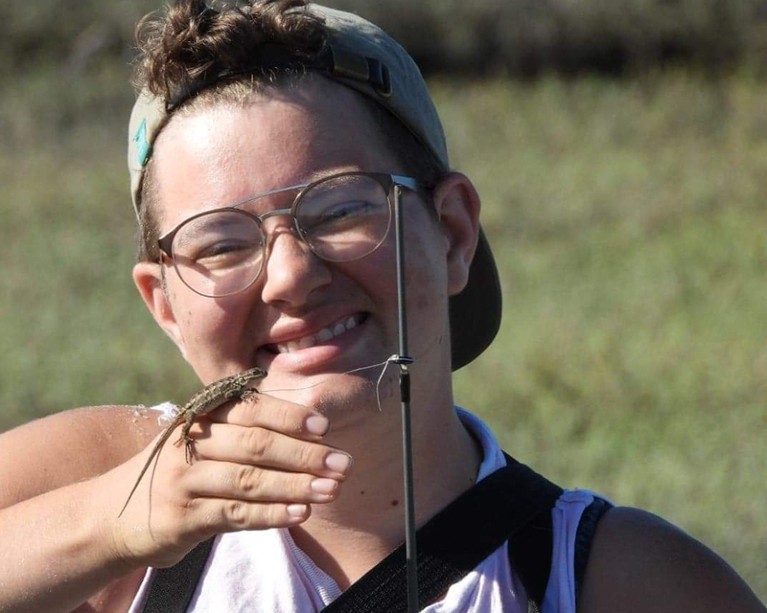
[234,464,259,494]
[243,428,274,458]
[223,500,250,528]
[283,410,306,434]
[222,500,301,530]
[297,444,321,470]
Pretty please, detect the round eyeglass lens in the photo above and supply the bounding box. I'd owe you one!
[171,209,265,297]
[296,173,392,262]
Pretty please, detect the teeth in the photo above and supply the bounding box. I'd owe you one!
[275,315,360,353]
[317,328,334,343]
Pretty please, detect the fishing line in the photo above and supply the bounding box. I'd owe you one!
[257,355,394,410]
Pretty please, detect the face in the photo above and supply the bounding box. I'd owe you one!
[133,77,478,420]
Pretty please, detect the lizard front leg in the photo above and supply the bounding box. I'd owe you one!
[179,411,200,464]
[177,388,260,463]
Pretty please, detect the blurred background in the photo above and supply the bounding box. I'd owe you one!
[2,0,766,600]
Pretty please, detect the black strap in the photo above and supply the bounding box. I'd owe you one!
[142,454,573,612]
[510,493,613,608]
[573,496,612,604]
[141,537,215,613]
[322,454,562,612]
[506,490,558,604]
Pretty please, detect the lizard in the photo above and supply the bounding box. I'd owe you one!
[118,366,267,517]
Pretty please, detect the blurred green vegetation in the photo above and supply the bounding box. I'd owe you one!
[443,74,767,600]
[5,0,767,78]
[1,0,766,603]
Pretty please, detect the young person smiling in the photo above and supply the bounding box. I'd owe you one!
[0,1,764,612]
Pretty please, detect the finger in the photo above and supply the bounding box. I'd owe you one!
[186,423,353,479]
[182,461,344,505]
[189,498,312,532]
[205,392,330,440]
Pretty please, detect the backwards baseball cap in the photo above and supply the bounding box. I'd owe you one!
[127,3,501,370]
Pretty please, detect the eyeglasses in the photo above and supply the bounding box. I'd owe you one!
[158,171,422,297]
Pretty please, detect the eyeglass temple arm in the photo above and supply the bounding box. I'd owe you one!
[391,174,421,192]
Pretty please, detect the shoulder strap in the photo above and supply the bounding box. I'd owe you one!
[142,454,566,612]
[573,496,612,604]
[510,490,614,608]
[141,537,215,613]
[322,454,562,612]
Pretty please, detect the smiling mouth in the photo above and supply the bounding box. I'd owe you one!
[271,314,366,354]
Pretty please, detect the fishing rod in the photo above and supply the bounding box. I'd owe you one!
[391,183,419,612]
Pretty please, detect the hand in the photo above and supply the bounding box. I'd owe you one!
[106,393,351,568]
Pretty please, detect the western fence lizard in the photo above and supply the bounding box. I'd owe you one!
[118,367,267,517]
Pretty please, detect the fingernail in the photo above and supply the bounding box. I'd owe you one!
[324,451,352,475]
[305,414,329,436]
[287,503,308,519]
[311,478,338,495]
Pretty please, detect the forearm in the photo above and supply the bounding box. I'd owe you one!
[0,478,138,613]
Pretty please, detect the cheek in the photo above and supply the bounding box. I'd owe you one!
[401,219,451,326]
[406,259,450,360]
[169,283,245,347]
[362,239,443,307]
[409,261,446,318]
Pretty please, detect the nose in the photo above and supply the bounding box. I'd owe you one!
[260,226,332,307]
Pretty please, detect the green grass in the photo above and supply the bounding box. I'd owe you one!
[440,74,767,599]
[2,70,766,601]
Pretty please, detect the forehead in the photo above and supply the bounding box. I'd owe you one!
[150,77,398,226]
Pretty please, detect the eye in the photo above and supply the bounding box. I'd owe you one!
[194,237,256,260]
[300,199,384,234]
[315,199,373,223]
[173,211,263,269]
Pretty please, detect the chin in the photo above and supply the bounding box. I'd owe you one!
[273,367,396,415]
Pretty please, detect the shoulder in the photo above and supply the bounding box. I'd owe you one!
[579,506,765,612]
[0,405,163,507]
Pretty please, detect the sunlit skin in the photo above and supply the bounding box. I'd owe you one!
[132,76,484,585]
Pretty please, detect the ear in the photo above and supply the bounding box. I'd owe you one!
[430,172,481,296]
[132,261,188,360]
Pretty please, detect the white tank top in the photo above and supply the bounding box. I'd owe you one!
[128,408,600,613]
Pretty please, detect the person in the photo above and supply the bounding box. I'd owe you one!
[0,1,764,611]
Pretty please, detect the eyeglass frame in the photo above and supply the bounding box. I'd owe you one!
[157,170,424,297]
